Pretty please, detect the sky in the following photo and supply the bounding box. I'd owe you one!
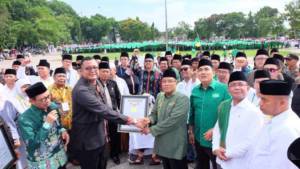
[61,0,293,31]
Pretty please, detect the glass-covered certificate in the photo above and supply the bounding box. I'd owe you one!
[0,124,17,169]
[118,95,149,133]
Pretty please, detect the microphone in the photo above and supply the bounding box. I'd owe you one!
[47,107,60,127]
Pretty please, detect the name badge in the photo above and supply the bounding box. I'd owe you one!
[61,102,70,112]
[212,93,220,98]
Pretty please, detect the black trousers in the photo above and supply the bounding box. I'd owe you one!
[108,122,121,158]
[77,144,109,169]
[160,156,188,169]
[195,141,218,169]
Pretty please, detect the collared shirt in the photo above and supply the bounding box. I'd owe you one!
[66,68,79,88]
[213,98,264,169]
[114,76,130,95]
[189,79,231,148]
[247,109,300,169]
[2,85,17,97]
[116,66,127,78]
[246,87,260,107]
[149,91,189,160]
[48,84,73,129]
[139,69,161,98]
[28,76,54,88]
[176,79,200,98]
[0,101,19,140]
[18,103,67,169]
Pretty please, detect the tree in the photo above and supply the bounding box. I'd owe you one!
[254,6,285,37]
[285,0,300,38]
[80,14,115,42]
[194,18,212,39]
[243,12,258,38]
[118,18,158,42]
[173,21,193,40]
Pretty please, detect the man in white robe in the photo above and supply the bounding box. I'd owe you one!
[213,71,264,169]
[176,59,200,98]
[247,80,300,169]
[62,54,78,88]
[2,69,17,97]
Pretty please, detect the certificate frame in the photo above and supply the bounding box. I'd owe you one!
[0,123,17,169]
[118,95,149,133]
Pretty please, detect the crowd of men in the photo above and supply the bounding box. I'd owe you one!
[0,48,300,169]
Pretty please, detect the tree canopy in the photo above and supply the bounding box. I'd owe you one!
[0,0,299,49]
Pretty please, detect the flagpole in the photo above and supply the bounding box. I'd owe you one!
[165,0,168,50]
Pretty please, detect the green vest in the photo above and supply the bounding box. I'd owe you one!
[217,99,232,148]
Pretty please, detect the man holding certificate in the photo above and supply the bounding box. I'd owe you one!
[140,68,189,169]
[69,57,141,169]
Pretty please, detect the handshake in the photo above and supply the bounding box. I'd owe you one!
[127,117,151,134]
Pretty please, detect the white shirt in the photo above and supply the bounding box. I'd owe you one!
[247,87,260,107]
[114,76,130,96]
[247,109,300,169]
[176,78,200,98]
[213,98,264,169]
[29,76,54,88]
[2,85,17,97]
[66,68,79,88]
[0,83,3,91]
[247,87,294,107]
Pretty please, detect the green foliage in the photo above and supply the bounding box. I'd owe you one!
[193,6,285,39]
[0,0,295,49]
[285,0,300,38]
[118,18,160,42]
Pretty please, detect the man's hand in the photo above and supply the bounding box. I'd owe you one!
[61,131,70,146]
[141,127,150,135]
[188,130,195,145]
[136,118,150,128]
[46,110,58,125]
[203,128,213,141]
[213,147,228,161]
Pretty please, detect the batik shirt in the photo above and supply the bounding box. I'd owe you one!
[48,84,73,129]
[18,103,67,169]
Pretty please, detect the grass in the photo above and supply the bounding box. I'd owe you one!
[71,49,294,61]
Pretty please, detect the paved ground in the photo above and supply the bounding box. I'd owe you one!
[66,153,196,169]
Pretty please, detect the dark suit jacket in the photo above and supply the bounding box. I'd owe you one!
[99,80,121,112]
[292,84,300,117]
[70,77,128,151]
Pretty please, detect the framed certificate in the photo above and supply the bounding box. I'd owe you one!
[118,95,149,133]
[0,123,17,169]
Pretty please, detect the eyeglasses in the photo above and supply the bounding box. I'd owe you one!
[228,82,248,88]
[198,67,211,72]
[181,67,189,71]
[218,70,229,75]
[264,68,278,73]
[84,66,98,71]
[255,57,268,61]
[161,79,176,84]
[144,60,153,63]
[37,94,50,102]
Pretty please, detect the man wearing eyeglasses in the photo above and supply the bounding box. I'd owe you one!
[285,54,299,79]
[18,82,69,169]
[69,57,139,169]
[176,59,200,99]
[140,68,190,169]
[263,57,295,89]
[212,71,264,169]
[189,59,231,169]
[176,59,200,163]
[247,49,269,87]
